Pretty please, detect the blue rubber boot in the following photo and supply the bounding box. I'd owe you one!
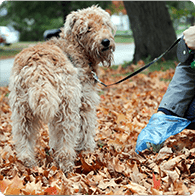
[135,113,191,154]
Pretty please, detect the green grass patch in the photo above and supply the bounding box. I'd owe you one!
[116,30,132,35]
[144,59,177,73]
[0,42,41,59]
[114,36,134,43]
[0,48,20,59]
[175,25,191,36]
[98,91,105,96]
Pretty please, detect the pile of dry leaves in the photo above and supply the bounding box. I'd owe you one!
[0,62,195,195]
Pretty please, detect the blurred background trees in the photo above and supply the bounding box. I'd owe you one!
[1,1,194,42]
[0,1,111,41]
[0,1,194,61]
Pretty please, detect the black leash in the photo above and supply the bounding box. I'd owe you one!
[92,37,182,87]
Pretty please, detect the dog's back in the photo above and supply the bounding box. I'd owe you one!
[9,43,79,123]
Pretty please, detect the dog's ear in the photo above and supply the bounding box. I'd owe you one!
[110,22,117,36]
[64,12,78,36]
[105,20,117,36]
[103,16,116,36]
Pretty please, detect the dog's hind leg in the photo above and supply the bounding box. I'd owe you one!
[9,71,42,166]
[10,100,41,166]
[48,83,81,173]
[48,103,81,173]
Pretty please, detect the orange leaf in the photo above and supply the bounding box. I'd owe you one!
[44,186,59,195]
[116,113,126,124]
[0,180,10,193]
[4,175,24,195]
[100,95,105,99]
[152,173,161,190]
[74,188,79,193]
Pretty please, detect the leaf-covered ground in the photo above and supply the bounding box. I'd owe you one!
[0,63,195,195]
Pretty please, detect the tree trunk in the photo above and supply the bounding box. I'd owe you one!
[123,1,177,63]
[60,1,72,23]
[189,11,194,26]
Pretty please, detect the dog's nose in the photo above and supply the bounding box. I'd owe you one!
[101,39,110,47]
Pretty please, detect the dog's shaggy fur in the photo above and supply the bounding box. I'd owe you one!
[9,5,116,173]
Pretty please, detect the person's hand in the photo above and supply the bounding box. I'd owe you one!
[183,26,195,50]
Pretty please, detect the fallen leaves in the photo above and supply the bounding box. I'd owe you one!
[0,64,195,195]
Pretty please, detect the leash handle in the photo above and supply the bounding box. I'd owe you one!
[177,35,195,68]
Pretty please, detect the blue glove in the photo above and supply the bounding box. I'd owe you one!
[135,113,191,154]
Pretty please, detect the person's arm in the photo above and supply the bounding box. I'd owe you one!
[183,26,195,50]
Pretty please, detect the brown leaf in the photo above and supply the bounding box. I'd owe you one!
[4,174,24,195]
[116,113,126,124]
[107,138,124,148]
[160,155,185,171]
[156,146,173,161]
[124,181,148,194]
[98,179,118,190]
[151,187,163,195]
[24,179,42,195]
[130,162,145,184]
[111,157,125,173]
[173,180,189,195]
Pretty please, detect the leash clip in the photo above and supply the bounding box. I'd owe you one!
[91,71,107,87]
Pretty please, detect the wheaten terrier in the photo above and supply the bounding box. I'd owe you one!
[9,5,116,173]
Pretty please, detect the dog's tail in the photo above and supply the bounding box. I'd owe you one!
[28,81,61,123]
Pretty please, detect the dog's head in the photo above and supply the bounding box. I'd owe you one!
[63,5,116,67]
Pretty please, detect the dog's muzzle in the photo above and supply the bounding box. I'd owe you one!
[101,39,110,51]
[102,39,110,47]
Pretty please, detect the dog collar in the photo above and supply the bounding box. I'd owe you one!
[68,55,93,68]
[67,55,74,66]
[68,54,100,85]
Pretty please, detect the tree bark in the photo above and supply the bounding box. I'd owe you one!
[60,1,72,23]
[189,11,194,26]
[123,1,177,63]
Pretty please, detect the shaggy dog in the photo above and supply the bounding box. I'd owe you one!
[9,5,116,173]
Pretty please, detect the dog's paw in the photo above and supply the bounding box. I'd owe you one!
[17,154,36,167]
[75,137,96,152]
[58,161,74,174]
[54,152,75,174]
